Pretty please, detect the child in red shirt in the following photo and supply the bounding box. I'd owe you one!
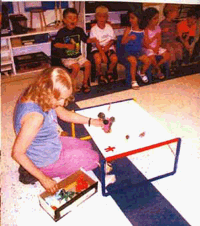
[177,9,198,63]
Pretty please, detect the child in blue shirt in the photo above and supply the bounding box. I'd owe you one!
[121,9,151,89]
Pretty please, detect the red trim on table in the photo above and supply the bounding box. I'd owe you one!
[106,138,179,162]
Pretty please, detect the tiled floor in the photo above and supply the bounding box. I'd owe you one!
[1,73,200,225]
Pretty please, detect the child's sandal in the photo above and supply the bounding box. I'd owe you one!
[98,74,108,85]
[82,84,91,93]
[131,81,139,90]
[106,73,115,83]
[155,72,165,80]
[74,86,82,93]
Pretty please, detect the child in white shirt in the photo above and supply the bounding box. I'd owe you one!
[90,6,118,84]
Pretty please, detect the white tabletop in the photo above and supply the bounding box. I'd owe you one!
[76,99,174,160]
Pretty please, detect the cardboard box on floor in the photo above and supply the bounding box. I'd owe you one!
[38,168,98,222]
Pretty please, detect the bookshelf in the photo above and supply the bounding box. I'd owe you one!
[1,26,62,79]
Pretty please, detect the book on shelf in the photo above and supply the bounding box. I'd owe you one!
[1,56,11,62]
[22,39,35,45]
[23,42,34,46]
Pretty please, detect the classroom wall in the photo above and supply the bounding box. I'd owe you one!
[5,1,199,30]
[4,1,166,30]
[10,1,70,29]
[143,3,165,23]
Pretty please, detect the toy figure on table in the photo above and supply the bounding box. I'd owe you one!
[98,112,115,133]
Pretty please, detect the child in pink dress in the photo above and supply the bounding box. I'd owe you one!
[142,7,170,79]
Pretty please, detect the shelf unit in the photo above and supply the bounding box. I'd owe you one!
[1,36,16,77]
[1,26,62,78]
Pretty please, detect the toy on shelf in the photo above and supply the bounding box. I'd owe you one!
[98,112,115,133]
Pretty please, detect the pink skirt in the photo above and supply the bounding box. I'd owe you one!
[39,136,99,179]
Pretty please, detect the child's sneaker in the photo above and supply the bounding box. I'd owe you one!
[137,70,148,83]
[153,67,164,80]
[105,174,116,186]
[140,74,148,83]
[154,72,165,80]
[131,81,139,90]
[105,162,113,173]
[75,85,82,93]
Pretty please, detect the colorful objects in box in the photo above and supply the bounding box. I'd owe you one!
[44,174,89,210]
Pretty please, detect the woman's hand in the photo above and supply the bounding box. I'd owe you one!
[39,176,59,194]
[91,118,104,127]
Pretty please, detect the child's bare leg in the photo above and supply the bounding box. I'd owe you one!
[149,55,157,68]
[107,54,118,73]
[157,51,170,67]
[93,52,103,75]
[70,63,80,80]
[82,60,91,85]
[137,55,150,83]
[127,55,137,81]
[107,53,118,82]
[127,55,139,89]
[93,52,107,83]
[150,53,167,79]
[149,55,163,76]
[138,55,151,73]
[70,63,80,91]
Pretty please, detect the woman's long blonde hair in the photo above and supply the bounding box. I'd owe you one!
[21,67,73,111]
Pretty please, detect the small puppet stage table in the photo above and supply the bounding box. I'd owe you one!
[75,99,181,196]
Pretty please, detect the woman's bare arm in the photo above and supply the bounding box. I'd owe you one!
[12,112,58,194]
[55,106,103,127]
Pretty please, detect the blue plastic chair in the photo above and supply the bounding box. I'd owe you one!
[116,35,170,87]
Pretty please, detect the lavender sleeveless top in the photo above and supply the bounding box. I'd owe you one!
[13,101,62,168]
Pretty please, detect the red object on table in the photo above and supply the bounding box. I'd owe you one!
[105,146,116,152]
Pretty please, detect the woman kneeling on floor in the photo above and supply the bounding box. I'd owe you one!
[12,67,104,194]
